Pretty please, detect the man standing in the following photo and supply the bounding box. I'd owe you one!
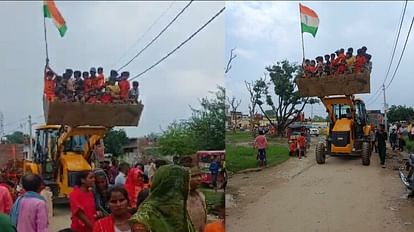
[148,159,157,181]
[114,162,130,186]
[187,166,207,232]
[10,174,48,232]
[209,156,221,191]
[254,130,268,167]
[376,124,388,168]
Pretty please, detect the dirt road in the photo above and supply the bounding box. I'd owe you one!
[226,143,414,232]
[50,204,71,232]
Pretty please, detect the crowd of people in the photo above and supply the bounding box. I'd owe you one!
[302,46,372,78]
[43,66,140,104]
[0,158,225,232]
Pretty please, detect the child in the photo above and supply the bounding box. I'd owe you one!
[100,88,112,104]
[365,54,372,74]
[330,53,337,75]
[297,133,306,159]
[128,81,139,103]
[97,67,105,90]
[335,49,346,75]
[302,59,311,78]
[345,51,355,74]
[289,140,297,157]
[309,60,317,77]
[323,54,331,76]
[355,49,366,73]
[118,72,131,102]
[44,69,55,102]
[315,56,324,77]
[73,71,84,102]
[83,71,93,100]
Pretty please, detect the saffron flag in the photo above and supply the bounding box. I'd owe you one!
[299,3,319,37]
[43,0,67,37]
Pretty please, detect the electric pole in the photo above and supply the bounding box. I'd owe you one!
[382,84,388,132]
[28,115,33,160]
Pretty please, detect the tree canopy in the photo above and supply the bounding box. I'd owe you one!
[387,105,414,123]
[103,128,129,156]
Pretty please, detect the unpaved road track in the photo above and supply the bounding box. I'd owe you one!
[227,144,414,232]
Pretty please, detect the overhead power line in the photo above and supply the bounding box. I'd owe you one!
[382,0,408,85]
[111,2,176,69]
[386,16,414,89]
[117,0,194,72]
[129,7,226,81]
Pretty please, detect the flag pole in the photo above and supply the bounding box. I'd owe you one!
[301,31,305,63]
[299,3,305,63]
[43,11,49,67]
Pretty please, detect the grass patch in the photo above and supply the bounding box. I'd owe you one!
[226,131,253,143]
[404,136,414,152]
[200,188,224,215]
[226,144,289,173]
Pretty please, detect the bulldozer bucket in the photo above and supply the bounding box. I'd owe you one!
[43,97,144,127]
[296,72,370,97]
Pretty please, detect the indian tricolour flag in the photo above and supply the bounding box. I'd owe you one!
[43,0,67,37]
[299,3,319,37]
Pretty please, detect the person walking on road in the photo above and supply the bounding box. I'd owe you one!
[376,124,388,168]
[254,130,268,167]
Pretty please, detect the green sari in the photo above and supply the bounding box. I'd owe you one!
[130,164,196,232]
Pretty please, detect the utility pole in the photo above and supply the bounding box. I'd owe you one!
[28,115,33,160]
[0,112,3,139]
[382,84,388,133]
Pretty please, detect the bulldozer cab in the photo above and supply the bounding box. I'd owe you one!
[43,96,144,127]
[29,125,108,200]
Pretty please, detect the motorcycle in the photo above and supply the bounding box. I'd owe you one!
[399,153,414,195]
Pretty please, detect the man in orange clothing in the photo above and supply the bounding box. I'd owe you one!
[118,71,131,102]
[83,71,93,100]
[297,132,307,159]
[44,67,56,102]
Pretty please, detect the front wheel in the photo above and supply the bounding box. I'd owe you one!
[361,141,371,166]
[316,142,326,164]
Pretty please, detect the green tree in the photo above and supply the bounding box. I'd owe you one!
[313,115,327,122]
[5,131,27,144]
[189,86,226,150]
[157,121,196,157]
[253,60,318,136]
[387,105,414,123]
[103,129,128,156]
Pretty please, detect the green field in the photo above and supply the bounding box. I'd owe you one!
[405,136,414,152]
[226,144,289,173]
[200,188,224,215]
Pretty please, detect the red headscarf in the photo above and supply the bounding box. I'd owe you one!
[124,168,144,208]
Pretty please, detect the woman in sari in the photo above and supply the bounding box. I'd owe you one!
[93,169,111,216]
[93,186,132,232]
[129,165,196,232]
[124,168,145,209]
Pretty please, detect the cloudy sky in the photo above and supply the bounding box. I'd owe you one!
[225,1,414,119]
[0,1,224,137]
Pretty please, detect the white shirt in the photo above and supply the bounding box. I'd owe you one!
[114,172,127,186]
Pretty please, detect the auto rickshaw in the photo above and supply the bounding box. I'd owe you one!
[196,150,226,189]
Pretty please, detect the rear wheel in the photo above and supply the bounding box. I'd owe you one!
[316,142,326,164]
[361,141,371,166]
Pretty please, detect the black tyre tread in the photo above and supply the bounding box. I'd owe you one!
[316,142,325,164]
[361,142,370,166]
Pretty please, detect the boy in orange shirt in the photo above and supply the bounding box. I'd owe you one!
[297,132,307,159]
[97,67,105,90]
[44,68,56,102]
[118,72,131,102]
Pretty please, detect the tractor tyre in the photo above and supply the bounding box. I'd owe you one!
[361,141,371,166]
[316,142,326,164]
